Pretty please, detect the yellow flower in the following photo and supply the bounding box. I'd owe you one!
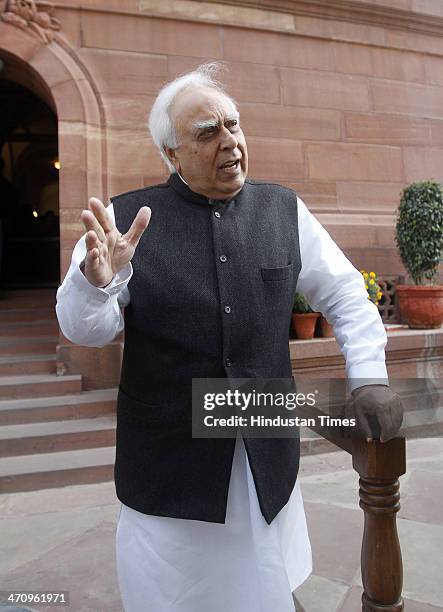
[375,300,379,305]
[369,279,375,285]
[360,269,366,274]
[377,292,383,298]
[365,284,368,289]
[369,272,376,278]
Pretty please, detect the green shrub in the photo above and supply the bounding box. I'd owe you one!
[396,180,443,284]
[292,292,313,314]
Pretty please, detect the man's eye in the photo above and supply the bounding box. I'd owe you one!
[200,127,217,139]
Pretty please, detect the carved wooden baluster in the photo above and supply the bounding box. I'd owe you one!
[352,437,406,612]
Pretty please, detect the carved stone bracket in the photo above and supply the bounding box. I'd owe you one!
[1,0,60,44]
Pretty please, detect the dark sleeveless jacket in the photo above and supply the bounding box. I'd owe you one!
[112,173,302,524]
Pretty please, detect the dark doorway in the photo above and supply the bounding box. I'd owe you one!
[0,75,59,288]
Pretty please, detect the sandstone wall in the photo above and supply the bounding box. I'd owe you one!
[4,0,443,278]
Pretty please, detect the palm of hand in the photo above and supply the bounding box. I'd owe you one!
[81,197,151,288]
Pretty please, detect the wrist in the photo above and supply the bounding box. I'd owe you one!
[79,260,112,289]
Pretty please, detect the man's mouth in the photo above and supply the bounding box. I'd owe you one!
[219,159,241,170]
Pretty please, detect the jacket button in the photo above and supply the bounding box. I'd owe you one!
[225,357,232,367]
[219,254,227,263]
[214,211,221,218]
[224,305,231,314]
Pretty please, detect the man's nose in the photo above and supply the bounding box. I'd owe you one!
[220,126,238,149]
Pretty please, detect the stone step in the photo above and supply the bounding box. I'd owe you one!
[0,288,56,298]
[0,388,117,425]
[0,415,116,457]
[0,374,82,400]
[0,446,115,493]
[0,292,56,310]
[0,307,57,323]
[0,354,56,376]
[0,336,58,355]
[0,320,59,336]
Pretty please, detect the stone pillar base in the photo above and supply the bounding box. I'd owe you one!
[56,336,123,391]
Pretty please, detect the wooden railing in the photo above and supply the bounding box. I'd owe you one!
[299,398,406,611]
[352,437,406,612]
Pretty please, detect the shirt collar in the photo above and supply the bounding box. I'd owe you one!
[167,172,242,206]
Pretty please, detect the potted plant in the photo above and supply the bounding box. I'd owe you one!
[361,269,383,307]
[292,292,320,339]
[318,314,334,337]
[395,180,443,329]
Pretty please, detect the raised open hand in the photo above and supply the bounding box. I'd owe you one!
[80,197,151,288]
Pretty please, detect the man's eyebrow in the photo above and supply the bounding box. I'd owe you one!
[192,112,240,135]
[192,119,219,133]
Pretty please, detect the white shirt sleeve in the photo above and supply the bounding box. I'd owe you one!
[55,203,133,348]
[295,196,389,392]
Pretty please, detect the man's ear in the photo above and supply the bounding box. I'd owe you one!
[164,146,179,172]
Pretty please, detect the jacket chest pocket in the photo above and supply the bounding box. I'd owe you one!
[261,262,293,282]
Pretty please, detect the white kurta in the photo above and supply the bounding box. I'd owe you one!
[116,431,311,611]
[56,192,389,611]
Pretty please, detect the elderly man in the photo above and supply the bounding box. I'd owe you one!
[56,63,402,611]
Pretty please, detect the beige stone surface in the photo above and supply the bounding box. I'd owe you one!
[386,27,443,56]
[241,103,341,142]
[294,14,386,47]
[281,68,370,112]
[101,93,154,128]
[371,80,443,119]
[139,0,296,32]
[403,146,443,182]
[344,113,431,146]
[223,26,333,70]
[349,0,411,9]
[79,48,168,95]
[336,181,405,214]
[106,132,165,181]
[81,11,223,57]
[424,54,443,85]
[247,137,304,180]
[286,181,338,210]
[334,42,426,83]
[306,142,403,182]
[412,0,443,18]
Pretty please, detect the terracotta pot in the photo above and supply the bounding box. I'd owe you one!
[291,312,320,339]
[396,284,443,329]
[320,315,334,338]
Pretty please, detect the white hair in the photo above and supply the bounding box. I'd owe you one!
[148,62,237,173]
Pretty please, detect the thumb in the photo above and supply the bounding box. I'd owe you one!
[124,206,151,248]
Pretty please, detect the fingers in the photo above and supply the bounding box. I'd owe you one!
[84,230,101,269]
[379,398,404,443]
[89,197,114,233]
[80,198,113,241]
[354,406,374,442]
[124,206,151,248]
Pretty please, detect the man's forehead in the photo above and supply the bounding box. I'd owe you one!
[172,86,237,123]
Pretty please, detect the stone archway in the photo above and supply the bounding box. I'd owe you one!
[0,16,118,389]
[0,17,105,274]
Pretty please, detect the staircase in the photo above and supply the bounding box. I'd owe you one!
[0,289,117,494]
